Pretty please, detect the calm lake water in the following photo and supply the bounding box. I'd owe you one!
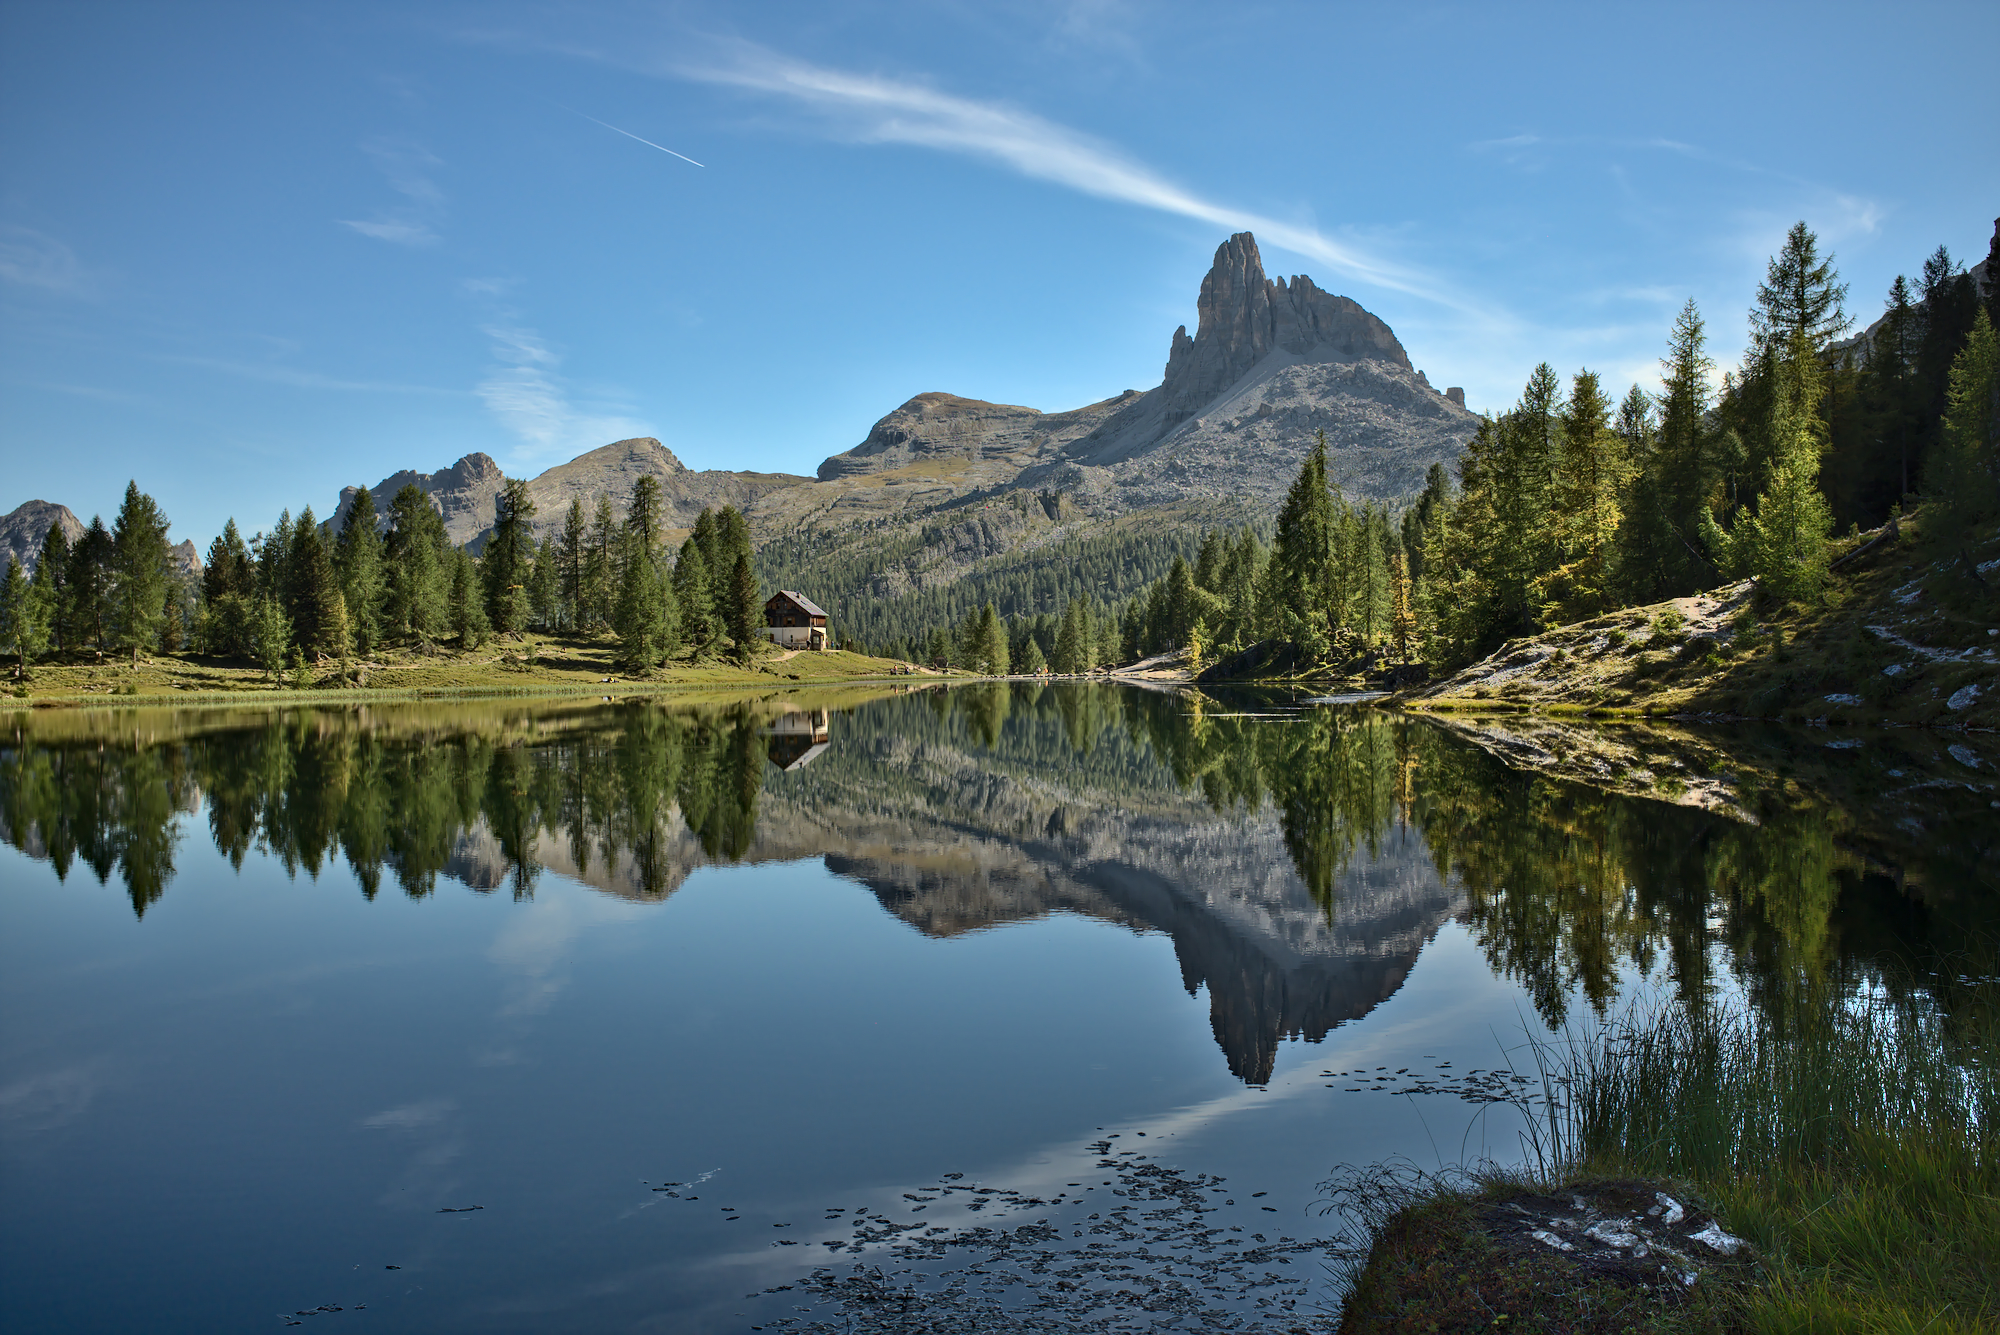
[2,686,1994,1333]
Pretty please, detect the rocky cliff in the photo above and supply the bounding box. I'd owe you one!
[0,500,83,574]
[328,451,510,547]
[1046,232,1474,505]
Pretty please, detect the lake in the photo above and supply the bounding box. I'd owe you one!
[2,685,1993,1333]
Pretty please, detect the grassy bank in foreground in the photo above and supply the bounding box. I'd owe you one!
[1337,984,2000,1332]
[3,632,934,707]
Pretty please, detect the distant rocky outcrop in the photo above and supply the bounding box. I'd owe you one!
[521,437,809,540]
[328,452,509,547]
[815,391,1138,482]
[1048,232,1476,504]
[313,232,1474,575]
[0,501,84,574]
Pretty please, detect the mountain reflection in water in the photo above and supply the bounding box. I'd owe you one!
[3,685,1994,1085]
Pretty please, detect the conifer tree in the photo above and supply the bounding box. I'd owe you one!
[483,478,536,633]
[1,557,51,676]
[627,475,663,562]
[252,594,291,682]
[450,549,489,648]
[286,508,341,660]
[672,539,714,654]
[34,523,71,654]
[1388,552,1416,666]
[528,536,559,629]
[615,536,671,671]
[65,517,112,652]
[385,486,448,644]
[968,602,1009,674]
[334,488,384,654]
[1541,369,1625,620]
[1920,308,1999,585]
[1751,221,1852,363]
[259,510,293,603]
[584,495,619,631]
[691,509,722,588]
[1163,555,1201,649]
[558,498,587,630]
[1018,636,1047,675]
[1704,327,1835,603]
[725,551,759,662]
[1052,599,1087,674]
[1193,531,1226,593]
[110,481,171,665]
[1266,432,1335,658]
[1914,246,1983,482]
[1860,275,1925,510]
[1622,300,1715,600]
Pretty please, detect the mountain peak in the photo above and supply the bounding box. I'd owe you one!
[1160,232,1410,419]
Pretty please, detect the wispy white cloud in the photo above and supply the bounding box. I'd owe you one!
[475,319,649,461]
[680,43,1469,309]
[339,137,446,247]
[361,1097,456,1131]
[0,225,100,297]
[156,353,460,394]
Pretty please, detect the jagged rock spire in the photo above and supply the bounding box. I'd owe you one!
[1159,233,1410,420]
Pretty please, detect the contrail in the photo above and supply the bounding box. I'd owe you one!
[565,106,705,166]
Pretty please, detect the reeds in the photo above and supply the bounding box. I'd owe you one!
[1548,985,2000,1332]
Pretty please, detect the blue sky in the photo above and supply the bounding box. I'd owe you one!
[2,1,1994,547]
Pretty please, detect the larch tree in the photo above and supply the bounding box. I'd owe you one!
[110,481,171,665]
[584,494,620,630]
[385,485,448,644]
[672,539,714,654]
[1622,300,1716,601]
[1,557,51,676]
[33,523,71,654]
[66,516,113,652]
[1542,369,1624,621]
[725,550,759,662]
[334,487,384,655]
[286,508,342,660]
[558,498,587,631]
[1703,326,1835,604]
[1920,308,1999,586]
[1265,432,1335,659]
[483,477,536,633]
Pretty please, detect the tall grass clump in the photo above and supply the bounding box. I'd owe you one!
[1556,985,2000,1332]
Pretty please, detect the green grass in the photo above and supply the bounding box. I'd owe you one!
[7,632,941,710]
[1553,986,2000,1333]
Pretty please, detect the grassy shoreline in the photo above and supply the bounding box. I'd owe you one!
[1335,984,2000,1333]
[2,633,950,710]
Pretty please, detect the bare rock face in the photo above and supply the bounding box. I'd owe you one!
[330,452,508,547]
[1053,233,1475,502]
[815,391,1138,482]
[1160,232,1410,421]
[171,539,203,578]
[0,500,84,574]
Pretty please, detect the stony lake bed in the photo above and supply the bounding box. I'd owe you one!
[1,684,1993,1332]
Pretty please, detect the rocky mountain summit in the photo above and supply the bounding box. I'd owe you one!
[0,500,83,574]
[816,233,1475,512]
[521,436,809,540]
[1038,232,1474,507]
[815,390,1139,483]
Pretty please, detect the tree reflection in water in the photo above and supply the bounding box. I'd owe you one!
[4,689,1992,1037]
